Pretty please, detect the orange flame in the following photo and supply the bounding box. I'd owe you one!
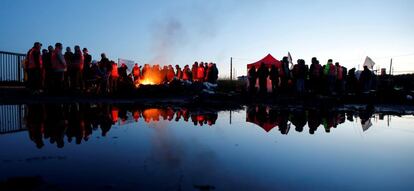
[135,67,164,87]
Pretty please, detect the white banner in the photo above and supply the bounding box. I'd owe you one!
[118,58,135,69]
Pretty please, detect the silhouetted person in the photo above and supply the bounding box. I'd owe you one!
[83,48,92,81]
[192,62,198,82]
[248,66,257,93]
[309,57,322,94]
[207,63,219,84]
[269,65,279,94]
[257,62,269,94]
[51,43,67,93]
[25,42,43,93]
[292,59,308,94]
[98,53,111,93]
[346,68,358,94]
[280,57,291,93]
[359,66,372,93]
[70,45,84,90]
[64,47,73,89]
[335,62,344,94]
[324,59,336,94]
[43,46,54,91]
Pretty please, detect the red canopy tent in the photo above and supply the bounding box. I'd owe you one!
[247,54,282,69]
[247,54,282,92]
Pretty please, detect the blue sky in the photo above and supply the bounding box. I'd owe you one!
[1,0,413,77]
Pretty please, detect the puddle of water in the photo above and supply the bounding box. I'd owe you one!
[0,104,413,190]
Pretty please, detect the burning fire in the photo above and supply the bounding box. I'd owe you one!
[135,67,164,87]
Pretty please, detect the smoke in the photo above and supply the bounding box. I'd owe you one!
[149,17,186,65]
[148,2,225,66]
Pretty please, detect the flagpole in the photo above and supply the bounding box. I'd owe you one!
[230,57,233,80]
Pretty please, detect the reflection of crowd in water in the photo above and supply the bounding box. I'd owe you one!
[246,105,375,134]
[24,104,218,148]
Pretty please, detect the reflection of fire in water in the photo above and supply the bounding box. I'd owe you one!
[143,108,162,122]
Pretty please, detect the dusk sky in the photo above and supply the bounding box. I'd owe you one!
[1,0,413,77]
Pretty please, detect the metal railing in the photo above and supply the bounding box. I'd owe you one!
[0,105,26,135]
[0,51,25,83]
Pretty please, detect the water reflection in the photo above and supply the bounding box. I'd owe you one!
[23,104,218,148]
[0,104,401,149]
[246,105,376,134]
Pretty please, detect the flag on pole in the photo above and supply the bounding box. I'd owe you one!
[363,56,375,70]
[288,52,293,69]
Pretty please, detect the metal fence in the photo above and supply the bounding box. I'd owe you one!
[0,51,25,83]
[0,105,26,135]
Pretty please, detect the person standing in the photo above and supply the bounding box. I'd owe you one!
[71,45,84,90]
[82,48,92,81]
[280,57,290,93]
[248,66,257,93]
[256,62,269,94]
[207,63,219,84]
[43,46,54,91]
[203,62,209,81]
[175,65,182,79]
[269,65,279,94]
[197,62,205,82]
[109,61,118,93]
[309,57,322,94]
[64,47,73,89]
[292,59,308,94]
[25,42,43,93]
[99,53,111,93]
[51,43,67,93]
[359,66,372,93]
[191,62,198,82]
[41,49,48,89]
[335,62,344,95]
[211,63,219,84]
[182,65,191,81]
[132,63,141,82]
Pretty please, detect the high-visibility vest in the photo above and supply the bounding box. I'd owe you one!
[51,50,66,71]
[197,67,204,79]
[111,63,119,77]
[133,66,140,76]
[27,48,42,69]
[323,64,330,76]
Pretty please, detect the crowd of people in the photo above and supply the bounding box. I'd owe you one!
[24,42,219,94]
[248,57,376,95]
[25,104,218,148]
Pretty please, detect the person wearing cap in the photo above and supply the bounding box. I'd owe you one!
[25,42,43,93]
